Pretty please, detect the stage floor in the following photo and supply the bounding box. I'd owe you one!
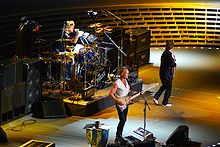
[1,48,220,147]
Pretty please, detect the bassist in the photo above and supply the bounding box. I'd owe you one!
[109,67,130,145]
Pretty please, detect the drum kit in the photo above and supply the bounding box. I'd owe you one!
[40,24,112,96]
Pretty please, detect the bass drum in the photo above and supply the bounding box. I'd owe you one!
[86,65,108,89]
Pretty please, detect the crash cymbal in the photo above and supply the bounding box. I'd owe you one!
[96,26,113,34]
[88,23,102,28]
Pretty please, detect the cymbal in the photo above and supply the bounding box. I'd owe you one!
[96,26,113,34]
[88,23,102,28]
[58,51,75,56]
[56,38,72,42]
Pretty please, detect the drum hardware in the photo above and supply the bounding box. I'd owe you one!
[41,52,71,96]
[67,78,95,101]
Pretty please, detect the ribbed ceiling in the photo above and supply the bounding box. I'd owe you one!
[1,0,220,17]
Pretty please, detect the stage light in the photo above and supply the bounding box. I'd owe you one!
[193,47,196,49]
[87,10,98,18]
[178,47,180,49]
[216,48,219,50]
[208,47,211,50]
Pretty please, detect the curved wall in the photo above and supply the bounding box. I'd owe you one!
[1,2,220,57]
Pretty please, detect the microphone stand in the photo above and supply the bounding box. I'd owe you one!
[60,21,66,52]
[102,9,128,74]
[104,32,127,74]
[60,22,67,92]
[139,91,151,140]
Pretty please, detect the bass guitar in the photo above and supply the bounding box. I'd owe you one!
[117,82,159,112]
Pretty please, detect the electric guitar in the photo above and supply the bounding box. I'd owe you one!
[117,82,159,112]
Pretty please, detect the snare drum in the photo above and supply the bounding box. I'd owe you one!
[73,44,84,54]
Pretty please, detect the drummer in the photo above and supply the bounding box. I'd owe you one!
[63,20,80,80]
[63,20,80,52]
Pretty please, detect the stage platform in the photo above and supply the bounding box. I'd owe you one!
[40,79,143,117]
[63,79,143,116]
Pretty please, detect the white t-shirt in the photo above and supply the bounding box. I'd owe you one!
[115,79,130,98]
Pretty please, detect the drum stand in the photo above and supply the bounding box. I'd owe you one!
[46,55,70,97]
[82,59,92,89]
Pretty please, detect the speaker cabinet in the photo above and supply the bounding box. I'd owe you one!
[123,29,151,68]
[166,125,189,146]
[136,48,149,67]
[0,61,23,89]
[32,100,67,118]
[103,27,125,72]
[23,61,42,113]
[132,29,151,52]
[0,127,8,144]
[13,82,26,109]
[2,63,15,88]
[1,86,13,114]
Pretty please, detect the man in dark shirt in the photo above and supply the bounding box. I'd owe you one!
[153,40,176,107]
[16,16,40,58]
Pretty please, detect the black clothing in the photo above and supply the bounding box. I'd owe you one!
[16,20,39,57]
[154,49,176,105]
[115,104,128,138]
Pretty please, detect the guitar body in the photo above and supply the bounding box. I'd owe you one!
[117,95,133,112]
[117,82,159,112]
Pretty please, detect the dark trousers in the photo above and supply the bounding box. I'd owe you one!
[65,62,71,79]
[115,104,128,138]
[154,77,172,105]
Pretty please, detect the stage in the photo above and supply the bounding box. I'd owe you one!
[37,79,143,117]
[1,48,220,147]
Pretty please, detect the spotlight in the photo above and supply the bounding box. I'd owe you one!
[87,10,98,18]
[208,47,211,50]
[216,48,219,50]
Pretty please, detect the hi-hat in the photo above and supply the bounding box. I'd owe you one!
[88,23,102,28]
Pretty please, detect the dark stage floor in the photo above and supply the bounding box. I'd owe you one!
[1,47,220,147]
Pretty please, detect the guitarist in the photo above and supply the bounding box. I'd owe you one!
[109,67,130,145]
